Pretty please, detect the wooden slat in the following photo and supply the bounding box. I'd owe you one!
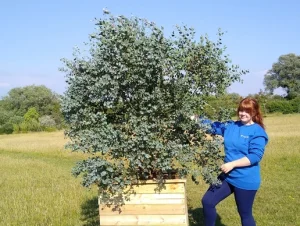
[100,214,187,225]
[100,193,185,207]
[122,197,184,205]
[127,183,185,194]
[183,183,189,225]
[100,204,186,215]
[136,179,187,184]
[102,225,187,226]
[126,193,185,200]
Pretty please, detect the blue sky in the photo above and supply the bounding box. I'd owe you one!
[1,0,300,98]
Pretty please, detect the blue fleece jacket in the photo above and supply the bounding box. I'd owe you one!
[207,120,268,190]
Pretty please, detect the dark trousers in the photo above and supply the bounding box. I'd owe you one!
[201,179,257,226]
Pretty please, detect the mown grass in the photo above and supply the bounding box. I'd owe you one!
[0,114,299,226]
[0,132,99,226]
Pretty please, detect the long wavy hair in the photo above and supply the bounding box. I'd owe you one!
[237,97,265,129]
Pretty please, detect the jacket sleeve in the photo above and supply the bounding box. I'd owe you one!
[199,117,231,137]
[246,130,268,164]
[210,121,226,136]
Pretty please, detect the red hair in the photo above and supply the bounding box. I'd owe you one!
[237,97,265,129]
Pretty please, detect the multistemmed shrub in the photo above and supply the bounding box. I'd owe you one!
[61,10,247,205]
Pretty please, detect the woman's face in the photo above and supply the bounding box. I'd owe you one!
[238,110,253,125]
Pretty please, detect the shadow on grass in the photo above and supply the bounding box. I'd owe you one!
[80,196,99,226]
[189,207,227,226]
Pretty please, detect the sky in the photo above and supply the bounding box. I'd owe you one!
[1,0,300,98]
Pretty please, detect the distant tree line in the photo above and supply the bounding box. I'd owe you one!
[264,53,300,100]
[0,85,64,134]
[203,53,300,118]
[0,53,299,134]
[1,86,299,135]
[202,92,300,119]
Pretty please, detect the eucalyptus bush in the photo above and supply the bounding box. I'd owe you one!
[61,10,247,204]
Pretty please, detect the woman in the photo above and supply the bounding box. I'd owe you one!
[201,97,268,226]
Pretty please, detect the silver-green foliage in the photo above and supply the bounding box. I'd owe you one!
[39,115,56,127]
[61,11,247,202]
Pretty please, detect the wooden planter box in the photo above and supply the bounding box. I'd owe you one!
[99,179,189,226]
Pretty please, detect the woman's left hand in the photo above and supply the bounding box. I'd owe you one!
[220,162,235,174]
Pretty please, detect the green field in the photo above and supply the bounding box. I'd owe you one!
[0,114,299,226]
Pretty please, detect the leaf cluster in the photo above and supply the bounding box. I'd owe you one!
[61,11,247,203]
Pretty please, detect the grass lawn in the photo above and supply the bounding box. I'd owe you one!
[0,114,299,226]
[0,132,99,226]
